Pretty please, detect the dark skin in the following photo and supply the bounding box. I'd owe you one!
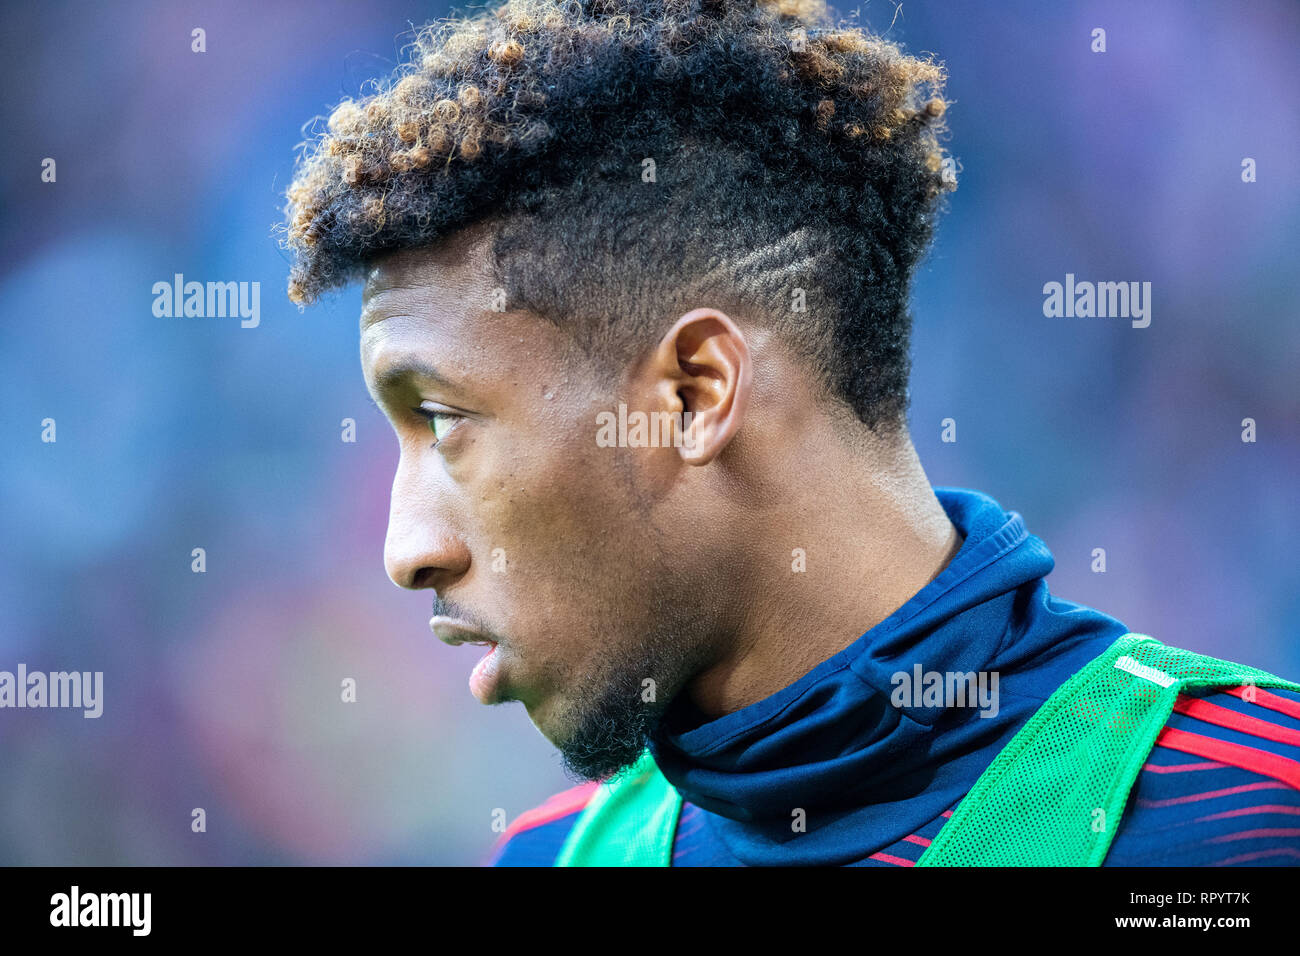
[361,222,964,781]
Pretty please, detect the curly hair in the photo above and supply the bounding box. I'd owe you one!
[282,0,954,432]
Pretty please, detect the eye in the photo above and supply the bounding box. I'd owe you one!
[414,404,463,445]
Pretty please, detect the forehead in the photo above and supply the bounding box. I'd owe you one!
[361,229,491,322]
[359,232,496,362]
[357,234,584,393]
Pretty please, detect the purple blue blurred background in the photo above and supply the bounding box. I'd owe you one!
[0,0,1296,864]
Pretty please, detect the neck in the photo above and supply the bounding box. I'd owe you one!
[685,426,963,720]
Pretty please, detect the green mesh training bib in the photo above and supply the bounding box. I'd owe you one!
[553,633,1300,866]
[552,747,682,867]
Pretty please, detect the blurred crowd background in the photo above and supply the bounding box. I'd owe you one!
[1,0,1296,864]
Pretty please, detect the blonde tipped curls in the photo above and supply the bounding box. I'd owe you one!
[280,0,954,309]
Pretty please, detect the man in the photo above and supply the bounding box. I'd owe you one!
[282,0,1300,865]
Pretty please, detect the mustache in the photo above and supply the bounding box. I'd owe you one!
[431,596,507,644]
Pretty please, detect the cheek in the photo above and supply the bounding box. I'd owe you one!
[469,418,655,629]
[472,397,631,540]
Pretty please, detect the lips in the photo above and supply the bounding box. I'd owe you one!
[429,615,491,646]
[430,614,504,703]
[468,642,501,704]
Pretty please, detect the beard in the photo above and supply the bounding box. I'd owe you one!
[550,591,713,783]
[434,582,713,782]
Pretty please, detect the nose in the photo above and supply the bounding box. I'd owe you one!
[383,461,470,591]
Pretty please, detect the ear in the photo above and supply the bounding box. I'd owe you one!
[648,307,752,465]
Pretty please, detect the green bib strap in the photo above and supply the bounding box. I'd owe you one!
[553,748,682,866]
[917,632,1300,866]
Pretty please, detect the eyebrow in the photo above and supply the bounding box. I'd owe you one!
[371,359,460,399]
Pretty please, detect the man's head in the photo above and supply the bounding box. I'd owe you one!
[284,0,954,781]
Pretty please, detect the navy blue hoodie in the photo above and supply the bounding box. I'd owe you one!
[489,488,1300,866]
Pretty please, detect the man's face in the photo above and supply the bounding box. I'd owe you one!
[359,233,721,780]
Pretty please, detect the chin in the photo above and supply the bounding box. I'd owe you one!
[522,694,566,743]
